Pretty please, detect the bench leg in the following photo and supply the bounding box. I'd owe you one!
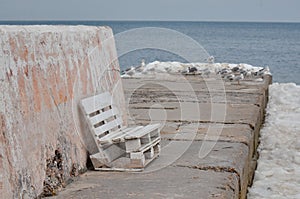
[145,147,154,159]
[90,144,126,168]
[130,152,145,168]
[125,139,142,152]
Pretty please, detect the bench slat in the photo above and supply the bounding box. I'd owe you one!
[111,126,144,143]
[94,117,123,137]
[124,123,161,140]
[81,92,113,115]
[89,108,119,126]
[99,127,135,144]
[138,137,161,153]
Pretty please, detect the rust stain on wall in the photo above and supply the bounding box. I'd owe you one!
[24,65,29,78]
[31,67,42,112]
[8,37,16,54]
[80,59,89,95]
[17,36,28,63]
[65,63,76,100]
[39,72,52,110]
[6,68,13,81]
[0,114,5,143]
[17,68,29,118]
[47,65,62,107]
[86,63,94,95]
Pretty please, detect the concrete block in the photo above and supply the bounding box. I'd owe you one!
[128,102,261,128]
[161,123,256,171]
[144,147,154,159]
[54,167,239,199]
[154,144,161,154]
[125,139,142,152]
[130,152,145,168]
[169,141,249,199]
[90,153,107,168]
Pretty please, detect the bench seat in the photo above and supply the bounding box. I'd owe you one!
[80,92,161,170]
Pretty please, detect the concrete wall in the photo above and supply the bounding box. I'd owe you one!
[0,25,126,198]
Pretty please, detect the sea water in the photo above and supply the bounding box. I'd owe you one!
[1,21,300,84]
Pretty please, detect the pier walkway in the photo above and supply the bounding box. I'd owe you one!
[55,75,271,199]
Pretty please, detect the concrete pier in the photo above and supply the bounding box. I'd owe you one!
[55,74,271,199]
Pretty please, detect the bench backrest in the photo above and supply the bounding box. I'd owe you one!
[80,92,123,140]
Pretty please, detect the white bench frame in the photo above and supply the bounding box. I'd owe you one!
[80,92,161,171]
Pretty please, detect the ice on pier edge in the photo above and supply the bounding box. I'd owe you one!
[248,83,300,199]
[121,61,270,81]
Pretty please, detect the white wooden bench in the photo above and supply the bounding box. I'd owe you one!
[80,92,161,171]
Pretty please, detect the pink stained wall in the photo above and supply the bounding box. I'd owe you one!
[0,25,126,198]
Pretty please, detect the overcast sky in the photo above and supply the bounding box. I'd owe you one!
[1,0,300,22]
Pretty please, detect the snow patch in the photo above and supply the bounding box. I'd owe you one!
[121,61,271,82]
[248,83,300,199]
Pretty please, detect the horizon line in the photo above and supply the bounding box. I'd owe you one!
[0,19,300,24]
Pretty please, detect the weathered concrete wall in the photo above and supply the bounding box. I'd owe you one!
[0,25,126,198]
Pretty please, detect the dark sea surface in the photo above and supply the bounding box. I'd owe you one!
[1,21,300,84]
